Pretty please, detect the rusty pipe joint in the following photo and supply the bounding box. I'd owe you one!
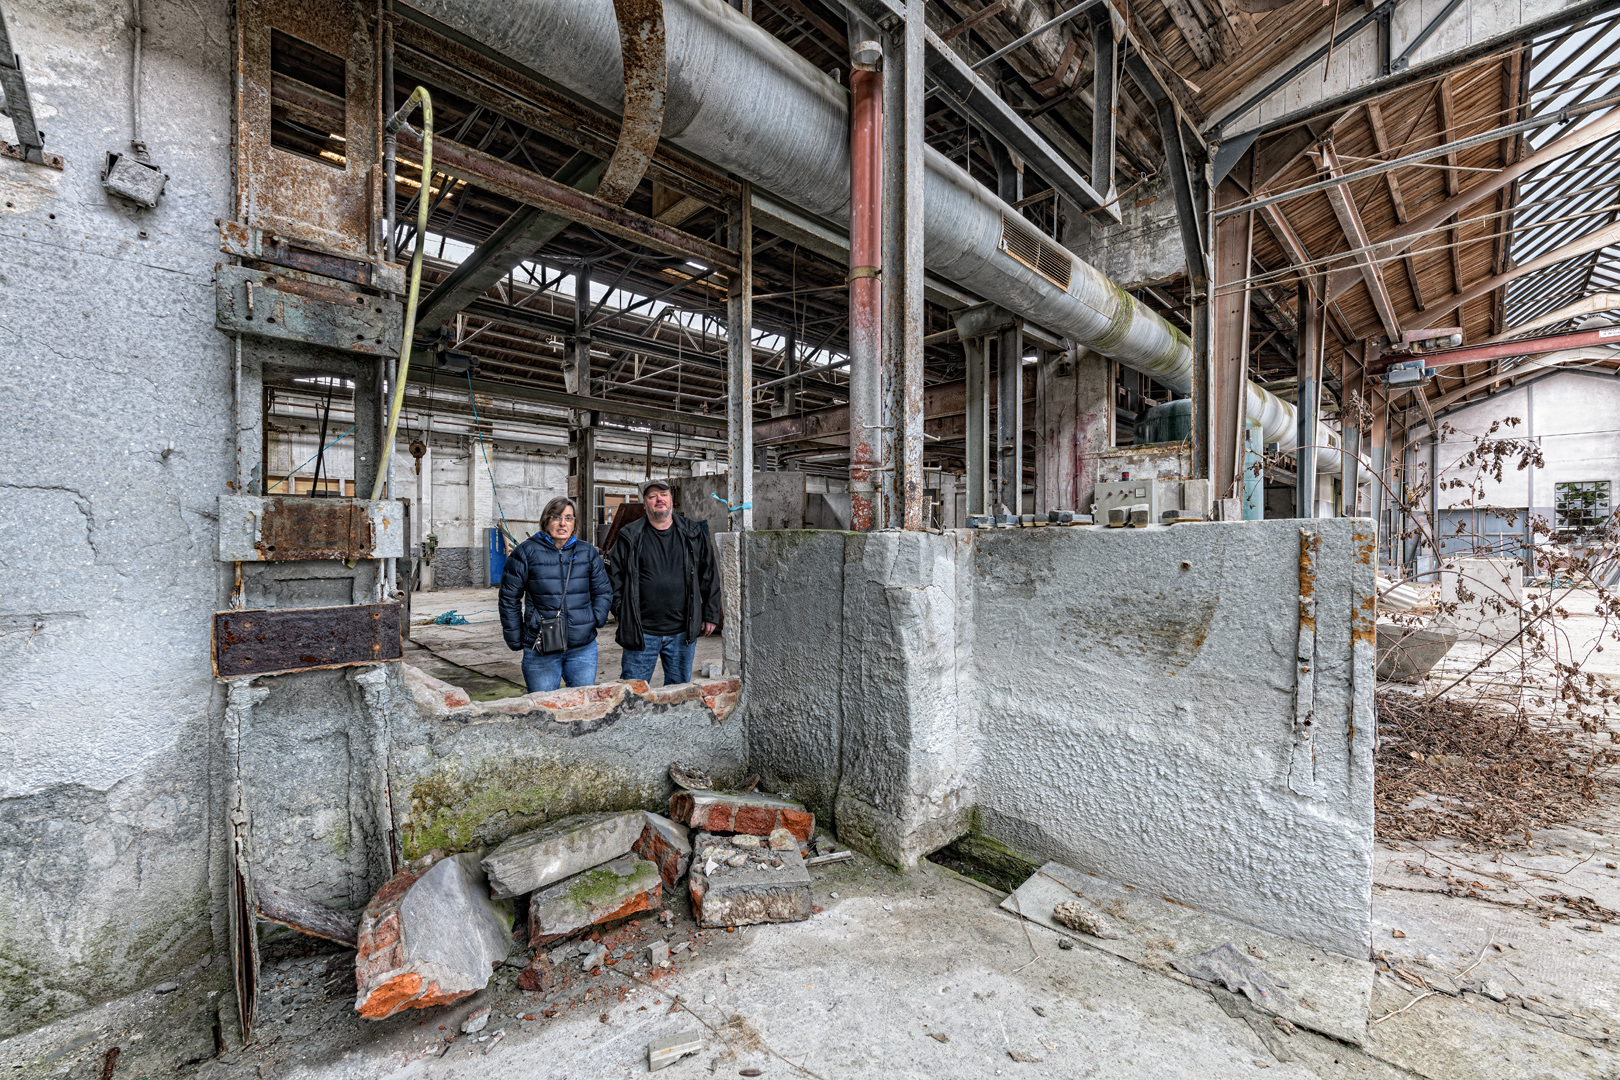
[851,39,882,70]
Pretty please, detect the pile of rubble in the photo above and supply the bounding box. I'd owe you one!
[348,769,828,1024]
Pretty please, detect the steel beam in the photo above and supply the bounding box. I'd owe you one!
[397,128,741,274]
[1313,142,1402,341]
[1089,7,1118,205]
[996,323,1025,515]
[415,154,606,334]
[924,24,1120,224]
[1296,279,1323,518]
[1212,177,1252,501]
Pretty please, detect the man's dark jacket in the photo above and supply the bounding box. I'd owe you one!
[498,534,612,651]
[608,513,721,652]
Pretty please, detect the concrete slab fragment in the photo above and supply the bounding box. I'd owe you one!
[354,853,514,1019]
[668,791,814,842]
[688,832,812,928]
[527,856,662,945]
[1002,862,1372,1046]
[648,1030,703,1071]
[480,811,647,899]
[634,811,693,887]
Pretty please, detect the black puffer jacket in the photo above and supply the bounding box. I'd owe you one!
[498,535,613,651]
[608,513,721,653]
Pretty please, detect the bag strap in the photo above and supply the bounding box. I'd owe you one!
[555,545,577,617]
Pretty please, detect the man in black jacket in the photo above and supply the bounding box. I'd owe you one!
[608,479,721,685]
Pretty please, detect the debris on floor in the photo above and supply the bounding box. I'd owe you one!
[689,831,813,927]
[634,811,695,887]
[1376,691,1618,847]
[648,1030,703,1071]
[354,852,515,1018]
[253,881,359,947]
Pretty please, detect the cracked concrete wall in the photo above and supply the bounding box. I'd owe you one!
[0,0,235,1038]
[743,521,1375,957]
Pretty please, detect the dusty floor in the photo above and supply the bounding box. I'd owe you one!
[406,585,726,696]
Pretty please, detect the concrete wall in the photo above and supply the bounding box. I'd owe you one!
[743,520,1376,957]
[0,0,234,1039]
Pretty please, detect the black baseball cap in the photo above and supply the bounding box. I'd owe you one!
[640,479,671,499]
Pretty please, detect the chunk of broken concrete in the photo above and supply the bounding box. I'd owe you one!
[634,811,693,888]
[668,791,814,843]
[688,832,812,928]
[516,955,554,992]
[649,1031,703,1071]
[528,856,663,946]
[354,852,514,1019]
[460,1006,490,1034]
[581,940,608,971]
[481,811,647,900]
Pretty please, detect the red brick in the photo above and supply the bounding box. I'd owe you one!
[668,791,814,842]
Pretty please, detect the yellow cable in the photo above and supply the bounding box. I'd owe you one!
[370,86,433,502]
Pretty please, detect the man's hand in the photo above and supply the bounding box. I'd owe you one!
[701,622,717,637]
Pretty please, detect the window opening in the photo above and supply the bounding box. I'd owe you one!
[270,29,347,168]
[1555,480,1611,533]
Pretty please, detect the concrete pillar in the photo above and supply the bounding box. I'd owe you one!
[727,185,755,532]
[882,1,927,530]
[1242,422,1263,520]
[567,265,596,530]
[1035,345,1110,515]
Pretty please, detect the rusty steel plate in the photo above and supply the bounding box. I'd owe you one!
[213,603,402,678]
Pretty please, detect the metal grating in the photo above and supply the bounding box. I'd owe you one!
[998,216,1073,291]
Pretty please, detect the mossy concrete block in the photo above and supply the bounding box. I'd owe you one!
[527,856,662,945]
[481,811,646,899]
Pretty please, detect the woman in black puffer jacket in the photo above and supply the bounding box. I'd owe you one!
[497,496,613,692]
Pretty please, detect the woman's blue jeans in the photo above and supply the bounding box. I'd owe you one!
[521,639,599,692]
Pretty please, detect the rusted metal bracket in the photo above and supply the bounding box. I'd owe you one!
[396,127,740,274]
[217,495,405,562]
[213,603,403,678]
[218,219,405,292]
[1289,528,1321,797]
[595,0,666,207]
[216,265,403,355]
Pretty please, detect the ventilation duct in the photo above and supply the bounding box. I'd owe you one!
[405,0,1358,477]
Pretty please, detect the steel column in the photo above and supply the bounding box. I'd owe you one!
[1089,7,1117,205]
[567,264,596,519]
[1212,177,1252,503]
[848,49,883,532]
[996,324,1024,515]
[886,2,927,530]
[964,336,990,516]
[1296,278,1323,518]
[727,185,754,532]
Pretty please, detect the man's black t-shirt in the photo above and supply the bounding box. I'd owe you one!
[637,522,688,636]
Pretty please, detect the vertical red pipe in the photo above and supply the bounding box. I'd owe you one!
[848,65,883,531]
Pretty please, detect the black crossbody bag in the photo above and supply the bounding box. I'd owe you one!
[535,546,577,655]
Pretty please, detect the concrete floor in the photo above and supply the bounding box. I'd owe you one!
[407,585,725,694]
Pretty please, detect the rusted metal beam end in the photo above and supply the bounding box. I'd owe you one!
[217,496,406,562]
[213,603,403,678]
[597,0,667,206]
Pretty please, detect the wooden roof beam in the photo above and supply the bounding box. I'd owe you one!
[1313,141,1402,340]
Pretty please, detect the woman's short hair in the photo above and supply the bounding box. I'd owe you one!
[539,496,578,541]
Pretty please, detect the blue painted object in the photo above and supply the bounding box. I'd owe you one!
[487,527,507,584]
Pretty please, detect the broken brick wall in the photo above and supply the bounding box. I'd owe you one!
[0,0,237,1043]
[742,520,1376,959]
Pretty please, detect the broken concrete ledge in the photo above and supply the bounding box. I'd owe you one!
[403,665,741,729]
[391,666,748,859]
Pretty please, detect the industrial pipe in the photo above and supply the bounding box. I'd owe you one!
[407,0,1332,471]
[848,55,882,532]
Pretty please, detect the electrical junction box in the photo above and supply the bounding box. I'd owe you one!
[101,152,168,208]
[1094,479,1169,523]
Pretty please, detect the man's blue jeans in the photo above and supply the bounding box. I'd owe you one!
[620,632,695,685]
[522,640,599,693]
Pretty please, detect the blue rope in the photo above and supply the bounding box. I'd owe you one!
[267,425,356,492]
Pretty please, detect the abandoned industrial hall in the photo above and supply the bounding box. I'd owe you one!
[7,0,1620,1076]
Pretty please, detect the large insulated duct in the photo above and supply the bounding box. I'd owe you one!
[410,0,1352,472]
